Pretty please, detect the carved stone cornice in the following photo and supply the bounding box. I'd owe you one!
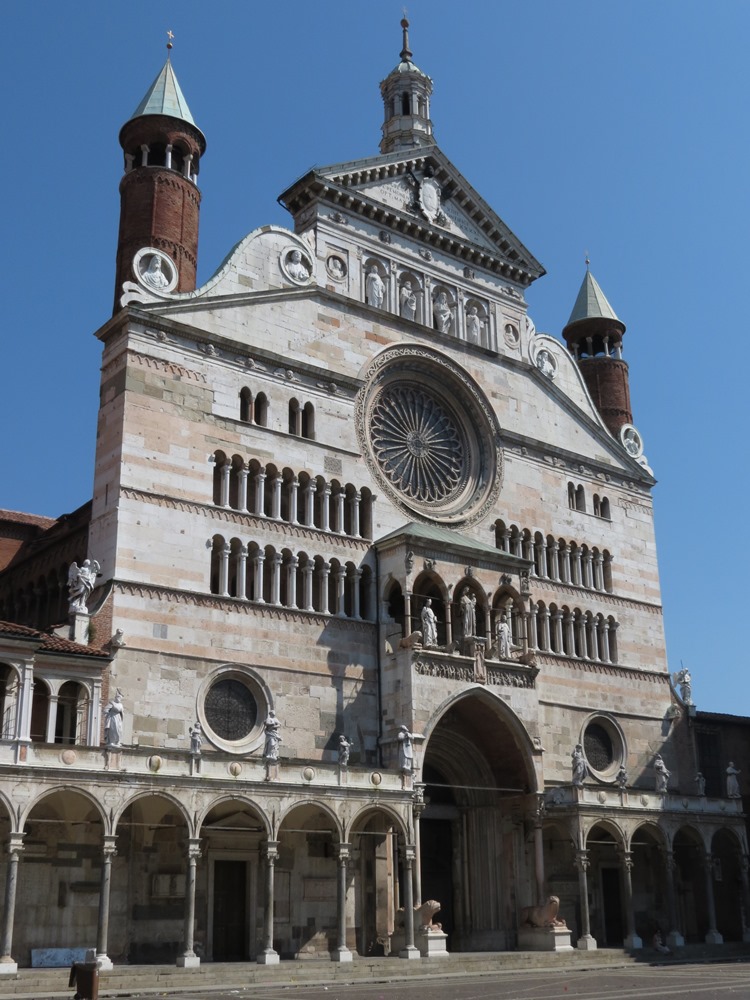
[536,652,668,683]
[414,655,535,688]
[113,580,376,630]
[530,580,662,614]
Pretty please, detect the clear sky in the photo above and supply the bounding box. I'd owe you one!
[1,2,747,714]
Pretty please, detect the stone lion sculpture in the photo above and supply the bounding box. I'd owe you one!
[395,899,443,932]
[519,895,567,928]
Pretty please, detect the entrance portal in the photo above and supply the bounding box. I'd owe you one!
[213,860,248,961]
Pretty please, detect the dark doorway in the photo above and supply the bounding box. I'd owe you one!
[213,860,247,960]
[601,867,623,945]
[420,818,454,940]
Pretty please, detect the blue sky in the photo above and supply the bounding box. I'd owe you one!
[1,2,747,714]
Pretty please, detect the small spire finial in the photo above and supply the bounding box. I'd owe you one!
[400,10,412,61]
[585,251,590,271]
[166,29,174,53]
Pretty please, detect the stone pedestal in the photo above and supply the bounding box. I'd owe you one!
[0,960,18,975]
[705,929,723,945]
[576,934,598,951]
[331,946,353,963]
[96,955,114,970]
[176,954,200,968]
[416,928,449,957]
[666,930,685,949]
[624,932,643,950]
[257,949,280,965]
[518,926,574,952]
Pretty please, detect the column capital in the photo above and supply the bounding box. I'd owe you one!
[263,840,280,863]
[574,849,590,873]
[336,843,352,863]
[102,834,118,858]
[6,833,25,856]
[400,844,417,864]
[188,837,203,860]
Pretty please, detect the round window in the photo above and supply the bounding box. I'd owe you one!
[357,347,502,525]
[581,715,625,780]
[197,667,269,754]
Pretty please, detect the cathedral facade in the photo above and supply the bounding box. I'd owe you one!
[0,23,747,971]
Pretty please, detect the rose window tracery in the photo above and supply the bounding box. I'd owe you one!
[370,386,463,502]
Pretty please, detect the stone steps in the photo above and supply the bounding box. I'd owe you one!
[2,945,749,999]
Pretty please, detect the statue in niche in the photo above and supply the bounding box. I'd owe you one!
[421,599,438,647]
[571,744,587,787]
[536,349,557,378]
[726,762,741,798]
[466,306,483,344]
[399,281,417,320]
[189,721,202,755]
[433,291,453,334]
[286,249,310,281]
[622,426,642,457]
[263,711,282,761]
[474,641,486,684]
[495,613,512,660]
[616,765,628,789]
[397,725,414,773]
[654,754,670,794]
[365,265,385,308]
[672,667,693,706]
[103,690,124,749]
[327,255,345,280]
[338,734,351,767]
[459,587,476,640]
[68,558,100,614]
[141,254,171,290]
[694,771,706,795]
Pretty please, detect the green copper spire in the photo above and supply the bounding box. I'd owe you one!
[129,58,198,127]
[566,269,620,327]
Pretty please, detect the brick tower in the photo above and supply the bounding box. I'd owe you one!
[562,266,632,437]
[113,51,206,312]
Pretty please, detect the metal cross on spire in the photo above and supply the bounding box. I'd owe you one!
[167,29,174,53]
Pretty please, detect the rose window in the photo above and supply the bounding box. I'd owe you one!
[370,386,464,502]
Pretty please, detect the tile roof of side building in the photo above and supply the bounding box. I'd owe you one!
[0,620,112,659]
[0,509,58,529]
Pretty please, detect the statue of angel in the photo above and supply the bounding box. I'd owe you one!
[672,667,693,706]
[68,559,100,613]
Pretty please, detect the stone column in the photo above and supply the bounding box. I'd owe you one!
[529,604,539,649]
[288,478,299,525]
[220,461,231,508]
[588,619,599,661]
[564,613,576,656]
[413,788,426,907]
[237,545,248,601]
[255,471,266,516]
[576,616,588,659]
[501,528,511,553]
[350,492,361,538]
[561,544,572,583]
[601,621,611,663]
[0,835,24,973]
[238,465,249,512]
[444,599,453,647]
[219,542,230,597]
[552,611,563,653]
[404,592,412,636]
[332,844,353,962]
[533,805,545,905]
[541,608,551,651]
[320,562,331,614]
[594,553,604,591]
[254,552,266,603]
[271,553,283,606]
[740,856,750,943]
[583,551,594,589]
[258,842,280,964]
[620,851,642,949]
[524,536,535,572]
[177,838,202,967]
[574,850,597,950]
[548,542,559,580]
[287,555,299,609]
[661,849,685,949]
[352,569,362,620]
[573,548,583,586]
[399,845,420,959]
[45,693,59,743]
[271,475,282,520]
[703,853,723,944]
[334,491,346,534]
[95,835,117,969]
[304,482,316,527]
[538,539,548,578]
[335,567,346,617]
[321,485,331,532]
[302,559,314,611]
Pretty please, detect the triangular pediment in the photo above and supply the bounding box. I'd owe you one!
[279,146,545,284]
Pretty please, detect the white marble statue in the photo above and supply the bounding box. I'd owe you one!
[263,711,282,761]
[338,734,351,767]
[672,667,693,706]
[141,254,170,289]
[421,599,438,647]
[460,588,476,640]
[189,721,202,754]
[726,762,741,798]
[433,291,453,334]
[397,725,414,773]
[571,744,587,787]
[654,754,670,794]
[695,771,706,795]
[399,281,417,320]
[466,306,483,344]
[365,266,385,308]
[616,765,628,789]
[68,559,100,614]
[495,613,511,659]
[103,690,124,749]
[287,249,310,281]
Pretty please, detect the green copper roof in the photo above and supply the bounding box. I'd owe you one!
[130,59,197,126]
[567,270,620,326]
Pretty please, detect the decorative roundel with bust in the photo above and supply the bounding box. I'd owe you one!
[619,423,643,459]
[280,245,313,285]
[356,346,502,525]
[133,247,178,293]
